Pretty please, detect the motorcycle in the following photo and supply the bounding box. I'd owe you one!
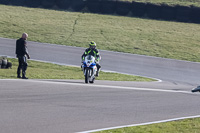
[82,55,97,83]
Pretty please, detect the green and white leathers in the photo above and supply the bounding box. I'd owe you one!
[82,41,100,62]
[82,41,101,77]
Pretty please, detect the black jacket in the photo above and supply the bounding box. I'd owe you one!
[16,38,28,56]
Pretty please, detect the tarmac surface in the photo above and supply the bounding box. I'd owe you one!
[0,37,200,132]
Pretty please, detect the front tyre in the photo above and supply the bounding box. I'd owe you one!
[85,68,89,83]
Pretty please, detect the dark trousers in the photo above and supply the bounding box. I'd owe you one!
[17,56,28,77]
[96,62,101,71]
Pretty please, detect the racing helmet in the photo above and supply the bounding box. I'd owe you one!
[89,41,96,50]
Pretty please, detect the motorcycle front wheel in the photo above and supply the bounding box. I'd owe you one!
[85,68,90,83]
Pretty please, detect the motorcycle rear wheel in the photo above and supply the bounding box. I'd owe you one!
[89,77,95,83]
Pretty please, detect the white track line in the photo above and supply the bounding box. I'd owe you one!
[102,70,162,82]
[78,115,200,133]
[35,80,191,94]
[0,79,193,94]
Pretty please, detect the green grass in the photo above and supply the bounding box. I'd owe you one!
[0,5,200,62]
[96,117,200,133]
[0,58,154,81]
[122,0,200,7]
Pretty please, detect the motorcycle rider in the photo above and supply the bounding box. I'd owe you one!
[82,41,101,76]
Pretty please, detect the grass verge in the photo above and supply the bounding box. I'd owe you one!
[0,5,200,62]
[0,58,154,81]
[96,117,200,133]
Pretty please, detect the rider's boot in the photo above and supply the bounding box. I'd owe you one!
[96,67,101,77]
[96,70,99,77]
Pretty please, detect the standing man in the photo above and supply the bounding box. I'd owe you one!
[16,33,30,79]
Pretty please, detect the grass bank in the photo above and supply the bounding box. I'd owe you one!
[0,5,200,62]
[96,117,200,133]
[0,58,154,81]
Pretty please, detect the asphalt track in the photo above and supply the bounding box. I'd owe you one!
[0,37,200,133]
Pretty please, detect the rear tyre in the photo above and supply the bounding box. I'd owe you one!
[89,77,95,84]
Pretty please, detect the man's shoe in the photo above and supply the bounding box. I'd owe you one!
[17,76,22,78]
[22,76,28,79]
